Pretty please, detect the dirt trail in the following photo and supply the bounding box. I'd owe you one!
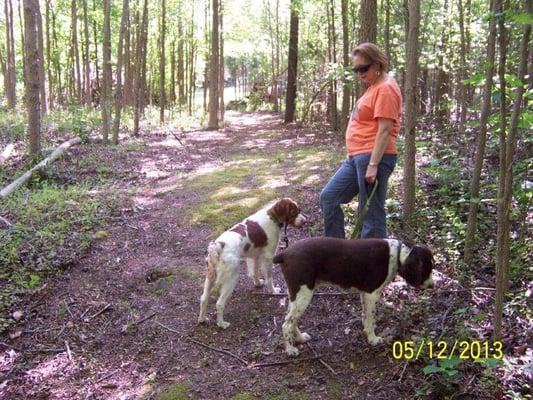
[1,112,435,399]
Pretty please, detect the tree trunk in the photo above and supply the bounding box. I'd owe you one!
[207,0,219,130]
[327,0,338,131]
[133,0,148,137]
[36,1,46,114]
[402,0,420,223]
[23,0,42,158]
[5,0,17,108]
[357,0,377,96]
[494,0,531,339]
[159,0,166,124]
[218,2,224,124]
[457,0,467,134]
[340,0,350,133]
[284,0,299,123]
[92,0,99,87]
[45,0,53,109]
[112,0,129,144]
[82,0,91,105]
[463,0,498,264]
[101,0,111,143]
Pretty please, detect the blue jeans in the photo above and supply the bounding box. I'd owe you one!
[320,153,397,239]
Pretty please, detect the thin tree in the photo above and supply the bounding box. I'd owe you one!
[327,0,338,131]
[207,0,219,130]
[494,0,531,339]
[463,0,498,264]
[357,0,377,96]
[402,0,421,223]
[23,0,42,157]
[112,0,129,144]
[284,0,299,123]
[340,0,350,133]
[457,0,468,133]
[218,1,224,124]
[159,0,166,124]
[82,0,91,105]
[36,1,46,114]
[4,0,17,108]
[101,0,111,143]
[45,0,53,109]
[133,0,148,137]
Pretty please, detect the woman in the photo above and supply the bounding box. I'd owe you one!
[320,42,402,239]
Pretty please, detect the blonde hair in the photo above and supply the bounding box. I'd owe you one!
[352,42,389,72]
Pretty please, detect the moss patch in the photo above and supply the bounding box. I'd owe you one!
[156,382,190,400]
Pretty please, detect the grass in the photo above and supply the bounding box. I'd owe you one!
[156,382,190,400]
[185,145,340,237]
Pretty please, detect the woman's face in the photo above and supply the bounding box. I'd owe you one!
[352,54,380,85]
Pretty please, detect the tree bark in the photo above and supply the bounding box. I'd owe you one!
[23,0,42,158]
[494,0,531,339]
[159,0,166,124]
[463,0,498,264]
[5,0,17,108]
[82,0,91,105]
[402,0,421,223]
[207,0,219,129]
[101,0,111,143]
[284,0,299,123]
[340,0,350,133]
[36,1,46,114]
[112,0,129,144]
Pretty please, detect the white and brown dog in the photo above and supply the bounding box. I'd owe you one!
[198,198,307,329]
[273,237,434,356]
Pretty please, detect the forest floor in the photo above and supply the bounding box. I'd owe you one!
[0,111,529,399]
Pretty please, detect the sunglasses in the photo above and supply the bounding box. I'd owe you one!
[352,64,372,74]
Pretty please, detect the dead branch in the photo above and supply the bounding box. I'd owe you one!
[121,312,157,333]
[0,143,14,164]
[186,337,249,366]
[85,303,112,322]
[0,215,12,228]
[306,343,337,375]
[95,370,118,384]
[249,355,322,369]
[64,340,74,362]
[0,137,81,198]
[155,321,180,335]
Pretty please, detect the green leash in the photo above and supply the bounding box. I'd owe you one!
[349,179,379,239]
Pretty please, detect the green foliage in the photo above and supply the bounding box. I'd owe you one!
[156,382,190,400]
[0,108,27,140]
[0,181,119,333]
[44,107,103,143]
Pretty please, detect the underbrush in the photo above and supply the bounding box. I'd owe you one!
[0,178,122,333]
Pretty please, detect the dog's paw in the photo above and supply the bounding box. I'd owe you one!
[217,320,231,329]
[296,332,311,343]
[254,278,265,288]
[271,286,281,294]
[285,345,300,357]
[197,316,207,324]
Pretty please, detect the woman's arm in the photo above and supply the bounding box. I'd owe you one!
[365,117,394,183]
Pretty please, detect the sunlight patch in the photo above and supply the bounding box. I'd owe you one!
[210,185,247,200]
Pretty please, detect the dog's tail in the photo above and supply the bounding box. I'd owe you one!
[272,252,284,265]
[206,241,224,282]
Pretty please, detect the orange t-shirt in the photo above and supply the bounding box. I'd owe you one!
[346,76,402,156]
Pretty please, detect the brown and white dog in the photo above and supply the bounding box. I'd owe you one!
[198,198,307,329]
[273,237,434,356]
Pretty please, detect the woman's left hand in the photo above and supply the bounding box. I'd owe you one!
[365,165,378,184]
